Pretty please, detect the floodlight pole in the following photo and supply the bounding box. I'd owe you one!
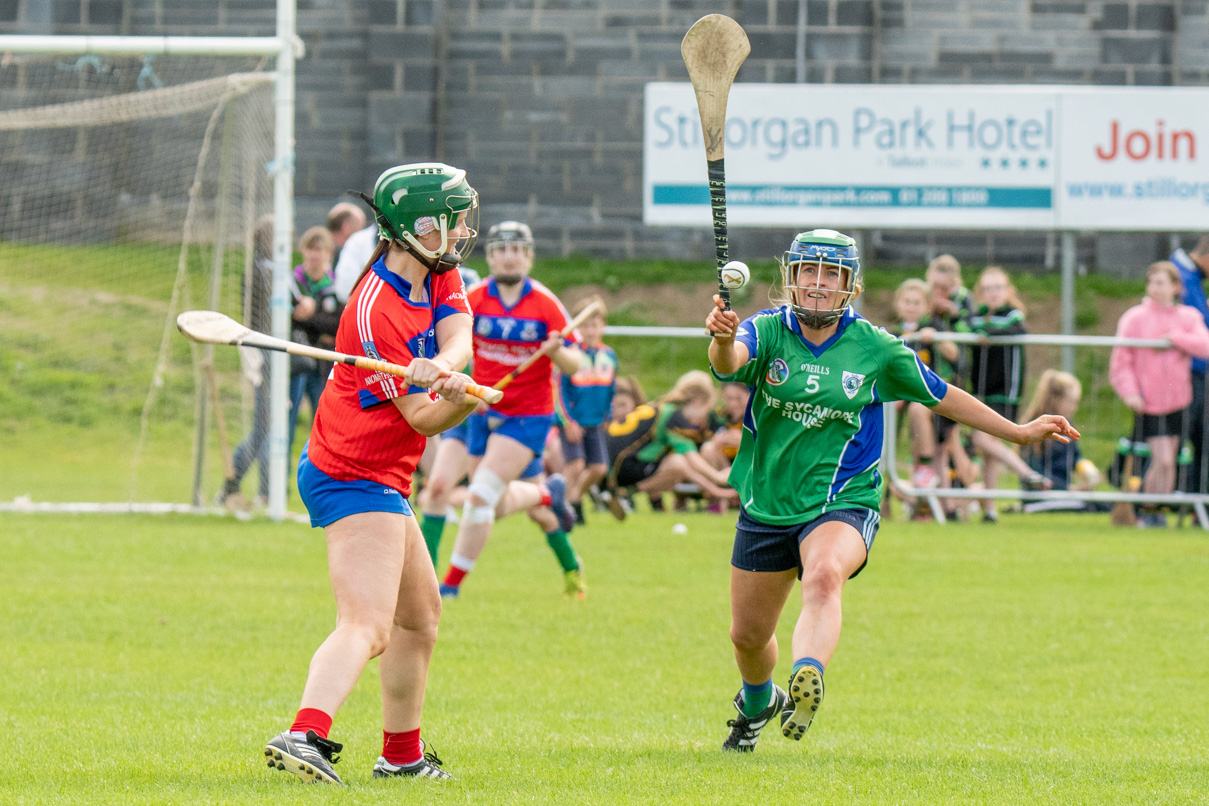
[267,0,298,522]
[1060,231,1076,374]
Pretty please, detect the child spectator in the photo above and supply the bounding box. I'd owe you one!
[611,376,645,423]
[1020,370,1088,490]
[288,226,342,463]
[556,296,618,524]
[962,266,1050,522]
[1110,261,1209,527]
[604,370,734,518]
[891,279,959,495]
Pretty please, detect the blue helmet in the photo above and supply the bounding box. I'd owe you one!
[781,229,861,328]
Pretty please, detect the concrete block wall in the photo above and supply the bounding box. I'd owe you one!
[2,0,1206,271]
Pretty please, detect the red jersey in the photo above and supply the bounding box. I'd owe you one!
[468,277,578,416]
[308,260,471,495]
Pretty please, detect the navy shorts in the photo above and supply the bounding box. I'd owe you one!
[731,506,880,579]
[559,422,608,466]
[297,444,413,529]
[467,411,554,457]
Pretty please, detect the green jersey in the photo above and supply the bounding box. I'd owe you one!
[712,307,948,525]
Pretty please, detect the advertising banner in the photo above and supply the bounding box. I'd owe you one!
[643,84,1209,231]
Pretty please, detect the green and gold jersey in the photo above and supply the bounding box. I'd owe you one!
[712,307,949,525]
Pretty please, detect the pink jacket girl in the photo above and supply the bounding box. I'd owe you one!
[1110,267,1209,416]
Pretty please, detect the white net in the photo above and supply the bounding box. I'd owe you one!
[0,53,276,510]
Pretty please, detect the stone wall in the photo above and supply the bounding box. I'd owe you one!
[2,0,1206,270]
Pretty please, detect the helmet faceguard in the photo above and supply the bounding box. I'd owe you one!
[780,229,861,329]
[484,221,535,287]
[359,162,479,274]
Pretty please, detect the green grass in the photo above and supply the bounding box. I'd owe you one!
[2,508,1207,804]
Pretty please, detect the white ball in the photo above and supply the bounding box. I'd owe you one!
[720,260,750,290]
[671,523,688,535]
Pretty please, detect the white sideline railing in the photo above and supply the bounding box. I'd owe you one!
[885,331,1209,529]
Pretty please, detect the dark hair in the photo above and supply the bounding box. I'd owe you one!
[1192,235,1209,258]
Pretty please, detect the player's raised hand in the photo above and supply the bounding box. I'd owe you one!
[431,371,477,407]
[1020,414,1081,445]
[707,294,741,339]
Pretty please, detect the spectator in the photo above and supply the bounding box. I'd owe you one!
[1017,370,1112,516]
[325,202,366,267]
[962,267,1051,522]
[555,296,618,524]
[217,215,275,508]
[332,221,380,303]
[610,376,646,423]
[890,279,959,497]
[604,370,734,517]
[288,226,342,463]
[702,382,749,472]
[1172,235,1209,493]
[1109,261,1209,527]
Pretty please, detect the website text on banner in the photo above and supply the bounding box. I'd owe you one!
[643,84,1209,232]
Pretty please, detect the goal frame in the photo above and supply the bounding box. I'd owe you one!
[0,3,300,521]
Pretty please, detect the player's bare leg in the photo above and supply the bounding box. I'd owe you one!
[729,568,797,685]
[724,567,796,752]
[374,515,451,780]
[298,511,409,716]
[782,521,867,740]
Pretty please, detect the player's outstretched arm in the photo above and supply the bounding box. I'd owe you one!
[932,385,1080,446]
[707,294,749,376]
[393,372,480,437]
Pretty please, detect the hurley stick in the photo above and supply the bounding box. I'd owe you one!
[177,311,503,405]
[682,14,750,322]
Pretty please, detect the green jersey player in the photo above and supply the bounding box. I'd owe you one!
[706,229,1079,753]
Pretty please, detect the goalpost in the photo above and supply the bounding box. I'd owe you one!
[0,5,298,521]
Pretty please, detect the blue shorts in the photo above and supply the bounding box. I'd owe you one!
[467,411,555,458]
[297,444,413,528]
[559,422,608,466]
[731,507,879,579]
[442,418,470,445]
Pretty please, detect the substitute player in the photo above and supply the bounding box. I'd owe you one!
[705,229,1079,753]
[439,221,585,599]
[263,163,480,785]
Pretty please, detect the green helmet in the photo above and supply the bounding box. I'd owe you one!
[370,162,479,268]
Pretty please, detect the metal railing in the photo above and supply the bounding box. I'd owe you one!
[886,331,1209,528]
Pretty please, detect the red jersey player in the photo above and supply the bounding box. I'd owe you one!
[264,163,479,785]
[437,221,586,599]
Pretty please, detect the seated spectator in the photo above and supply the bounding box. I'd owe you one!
[604,370,735,517]
[1110,261,1209,527]
[1019,370,1109,514]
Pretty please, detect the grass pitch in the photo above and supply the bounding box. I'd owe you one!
[2,508,1207,804]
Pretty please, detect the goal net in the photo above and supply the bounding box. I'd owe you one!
[0,52,278,513]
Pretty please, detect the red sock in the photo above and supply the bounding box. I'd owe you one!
[382,728,422,766]
[539,486,552,507]
[443,565,468,587]
[290,707,333,739]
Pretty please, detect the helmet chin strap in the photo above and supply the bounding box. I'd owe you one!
[400,218,463,275]
[494,274,524,287]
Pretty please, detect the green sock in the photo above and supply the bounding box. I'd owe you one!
[741,679,773,717]
[544,529,579,573]
[420,514,446,566]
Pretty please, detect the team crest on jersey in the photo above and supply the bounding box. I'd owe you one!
[841,370,866,399]
[766,358,790,386]
[362,341,381,360]
[475,317,493,336]
[520,321,539,342]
